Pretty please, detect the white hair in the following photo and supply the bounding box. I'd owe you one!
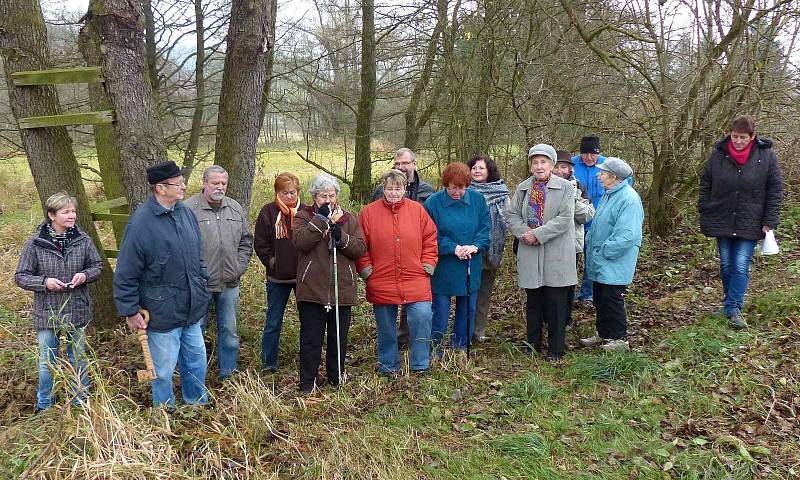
[308,173,340,197]
[202,165,228,182]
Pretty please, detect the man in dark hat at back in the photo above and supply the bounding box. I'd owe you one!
[114,161,211,407]
[571,136,631,306]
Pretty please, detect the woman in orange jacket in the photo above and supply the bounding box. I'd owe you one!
[358,169,439,374]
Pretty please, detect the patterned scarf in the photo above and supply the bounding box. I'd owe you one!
[275,196,298,240]
[470,180,510,268]
[528,178,549,228]
[47,224,78,252]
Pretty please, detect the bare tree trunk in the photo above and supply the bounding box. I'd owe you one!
[258,0,278,124]
[0,0,116,326]
[214,0,272,214]
[352,0,376,203]
[403,0,446,150]
[77,21,128,246]
[142,0,159,91]
[81,0,167,211]
[181,0,207,179]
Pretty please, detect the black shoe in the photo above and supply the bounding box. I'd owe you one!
[545,353,563,362]
[410,368,428,375]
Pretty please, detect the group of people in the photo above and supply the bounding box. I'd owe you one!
[15,115,783,410]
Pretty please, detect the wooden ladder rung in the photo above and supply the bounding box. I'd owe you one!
[18,110,114,129]
[11,67,104,86]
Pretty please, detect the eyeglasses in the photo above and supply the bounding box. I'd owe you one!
[159,181,186,188]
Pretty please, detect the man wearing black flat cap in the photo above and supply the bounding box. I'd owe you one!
[114,160,211,407]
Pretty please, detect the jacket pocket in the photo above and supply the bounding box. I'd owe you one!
[141,285,178,323]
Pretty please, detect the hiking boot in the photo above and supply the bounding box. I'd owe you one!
[728,310,748,329]
[600,339,630,352]
[545,353,563,363]
[579,333,606,348]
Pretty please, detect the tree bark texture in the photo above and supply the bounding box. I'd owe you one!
[181,0,207,180]
[352,0,376,203]
[77,21,128,246]
[214,0,272,214]
[0,0,117,327]
[82,0,167,211]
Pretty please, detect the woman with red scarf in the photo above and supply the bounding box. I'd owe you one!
[699,115,783,329]
[254,172,306,372]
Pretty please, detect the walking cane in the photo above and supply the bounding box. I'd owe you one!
[465,259,473,360]
[136,309,157,382]
[331,235,343,386]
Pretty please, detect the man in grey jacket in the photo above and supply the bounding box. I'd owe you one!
[186,165,253,379]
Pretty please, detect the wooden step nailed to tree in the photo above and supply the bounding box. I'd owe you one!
[10,66,104,86]
[18,110,114,129]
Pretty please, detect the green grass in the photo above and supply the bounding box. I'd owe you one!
[1,148,798,479]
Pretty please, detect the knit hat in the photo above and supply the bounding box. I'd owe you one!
[596,157,633,179]
[579,136,601,154]
[555,150,573,165]
[527,144,557,164]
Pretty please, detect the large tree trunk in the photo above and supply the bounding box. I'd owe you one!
[0,0,117,327]
[181,0,207,180]
[352,0,376,203]
[214,0,272,214]
[81,0,167,211]
[77,21,128,246]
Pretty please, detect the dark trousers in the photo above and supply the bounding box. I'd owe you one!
[592,282,627,340]
[565,253,581,326]
[525,286,570,356]
[397,306,409,346]
[298,302,351,390]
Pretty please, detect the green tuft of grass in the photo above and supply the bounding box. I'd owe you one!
[503,373,559,406]
[570,351,657,383]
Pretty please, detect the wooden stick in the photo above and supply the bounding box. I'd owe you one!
[136,309,157,382]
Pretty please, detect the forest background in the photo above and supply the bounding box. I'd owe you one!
[0,0,798,477]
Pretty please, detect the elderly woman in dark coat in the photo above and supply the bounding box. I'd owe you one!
[698,115,783,329]
[15,192,103,411]
[293,173,366,394]
[467,154,510,343]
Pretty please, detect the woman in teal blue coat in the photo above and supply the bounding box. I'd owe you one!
[579,157,644,352]
[424,162,491,354]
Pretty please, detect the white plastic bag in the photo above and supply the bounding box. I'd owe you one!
[760,230,779,255]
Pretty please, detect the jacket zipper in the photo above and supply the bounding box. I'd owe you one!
[301,259,312,282]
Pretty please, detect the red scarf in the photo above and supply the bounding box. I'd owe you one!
[726,138,754,166]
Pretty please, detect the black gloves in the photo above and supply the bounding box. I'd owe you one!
[330,223,342,242]
[317,203,331,218]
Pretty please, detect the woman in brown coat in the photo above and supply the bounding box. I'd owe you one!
[254,172,306,372]
[293,173,366,394]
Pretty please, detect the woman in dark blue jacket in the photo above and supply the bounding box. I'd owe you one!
[698,115,783,329]
[424,163,491,356]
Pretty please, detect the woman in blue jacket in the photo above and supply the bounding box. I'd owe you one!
[425,163,491,356]
[579,157,643,352]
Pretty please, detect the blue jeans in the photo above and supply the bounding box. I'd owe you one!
[262,281,295,370]
[202,286,241,378]
[717,237,757,316]
[148,321,208,407]
[36,327,89,410]
[432,293,478,352]
[578,258,593,301]
[374,302,432,372]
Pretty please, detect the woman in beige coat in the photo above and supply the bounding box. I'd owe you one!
[506,144,576,361]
